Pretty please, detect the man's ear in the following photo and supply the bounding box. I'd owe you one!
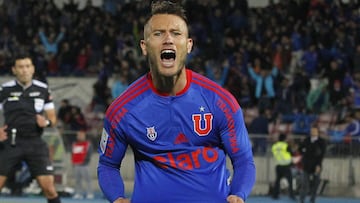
[11,66,16,75]
[187,38,193,54]
[140,40,147,56]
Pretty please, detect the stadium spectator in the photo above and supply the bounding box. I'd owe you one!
[204,59,230,87]
[248,108,273,155]
[57,99,72,129]
[38,27,65,55]
[300,44,318,78]
[71,130,94,199]
[282,108,317,136]
[328,109,360,155]
[111,73,128,99]
[247,59,278,110]
[57,41,75,76]
[306,80,330,114]
[89,74,112,114]
[274,77,295,117]
[290,69,311,111]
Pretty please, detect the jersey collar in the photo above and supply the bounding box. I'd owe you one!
[147,69,192,96]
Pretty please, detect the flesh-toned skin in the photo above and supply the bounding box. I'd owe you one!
[140,14,193,95]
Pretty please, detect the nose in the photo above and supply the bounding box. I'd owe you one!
[163,32,174,44]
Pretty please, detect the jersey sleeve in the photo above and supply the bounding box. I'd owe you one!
[97,118,128,202]
[218,106,256,200]
[44,88,55,110]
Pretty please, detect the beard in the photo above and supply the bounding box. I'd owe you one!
[148,55,184,94]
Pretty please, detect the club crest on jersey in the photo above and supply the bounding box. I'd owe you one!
[146,126,157,141]
[192,113,213,136]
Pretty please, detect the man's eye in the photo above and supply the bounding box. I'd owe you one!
[154,32,162,36]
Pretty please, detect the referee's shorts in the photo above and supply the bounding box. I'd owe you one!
[0,136,54,177]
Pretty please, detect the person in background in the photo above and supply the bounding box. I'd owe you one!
[298,123,327,203]
[271,133,296,200]
[248,108,272,155]
[111,73,128,99]
[247,60,279,110]
[0,54,60,203]
[71,130,94,200]
[327,109,360,155]
[97,1,256,203]
[306,80,330,114]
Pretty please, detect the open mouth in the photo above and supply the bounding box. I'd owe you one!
[160,50,176,67]
[161,50,176,60]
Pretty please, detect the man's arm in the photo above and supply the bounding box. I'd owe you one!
[98,123,128,202]
[0,125,8,142]
[220,108,256,201]
[36,108,57,128]
[98,160,127,202]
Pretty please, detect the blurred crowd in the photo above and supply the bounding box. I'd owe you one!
[1,0,360,152]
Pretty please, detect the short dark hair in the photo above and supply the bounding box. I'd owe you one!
[147,1,187,23]
[12,53,32,66]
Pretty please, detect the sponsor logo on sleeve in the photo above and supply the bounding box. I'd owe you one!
[100,128,109,154]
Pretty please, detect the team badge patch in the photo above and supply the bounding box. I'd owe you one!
[100,128,109,154]
[192,113,213,136]
[34,98,44,112]
[146,126,157,141]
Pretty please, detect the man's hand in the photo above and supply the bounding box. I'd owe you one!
[0,125,8,142]
[113,197,130,203]
[36,114,48,128]
[227,195,244,203]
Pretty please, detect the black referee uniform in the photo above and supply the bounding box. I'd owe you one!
[0,79,55,177]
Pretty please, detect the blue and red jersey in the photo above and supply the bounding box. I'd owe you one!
[98,69,256,202]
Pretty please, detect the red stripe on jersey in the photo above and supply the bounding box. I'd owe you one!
[192,72,239,113]
[106,76,149,120]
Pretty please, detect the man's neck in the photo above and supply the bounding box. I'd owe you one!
[152,69,187,96]
[17,80,32,89]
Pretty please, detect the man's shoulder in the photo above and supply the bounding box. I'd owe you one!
[1,80,16,88]
[32,79,49,89]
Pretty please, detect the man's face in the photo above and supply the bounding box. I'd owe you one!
[140,14,193,77]
[12,58,35,85]
[310,127,319,137]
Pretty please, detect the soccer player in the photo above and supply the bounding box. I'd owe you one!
[97,1,256,203]
[0,54,61,203]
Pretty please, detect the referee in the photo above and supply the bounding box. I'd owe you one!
[0,54,61,203]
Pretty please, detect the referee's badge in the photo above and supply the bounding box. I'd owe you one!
[146,126,157,141]
[34,98,44,112]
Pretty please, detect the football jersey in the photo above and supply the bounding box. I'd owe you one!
[0,79,54,136]
[98,69,255,203]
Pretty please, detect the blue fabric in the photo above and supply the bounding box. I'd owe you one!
[38,31,64,54]
[282,113,317,135]
[97,69,256,202]
[248,66,278,98]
